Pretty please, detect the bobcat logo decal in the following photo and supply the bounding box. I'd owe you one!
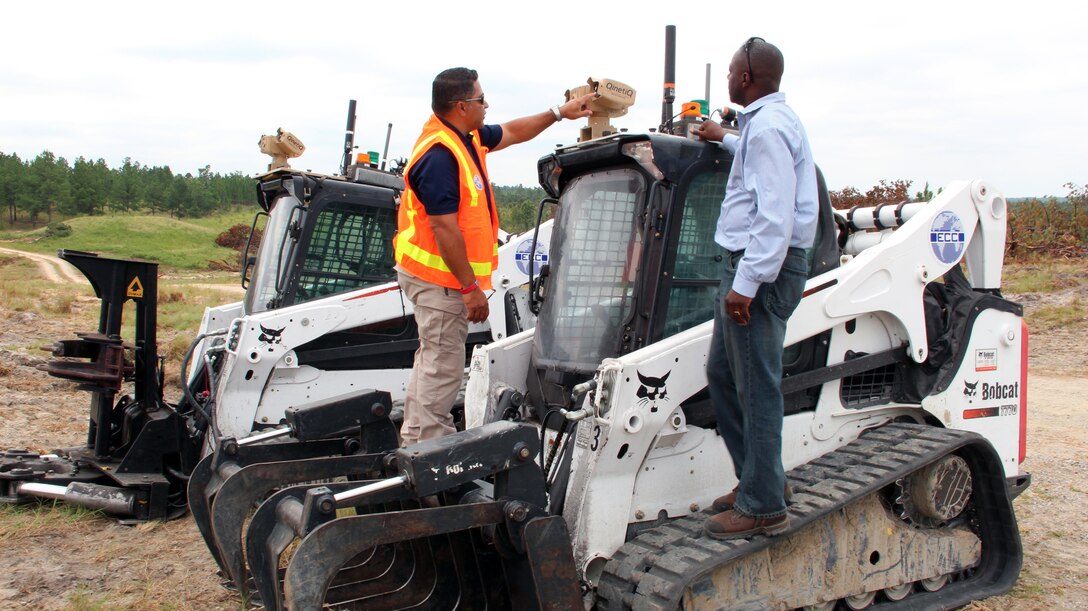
[963,379,978,403]
[259,324,285,350]
[637,370,671,413]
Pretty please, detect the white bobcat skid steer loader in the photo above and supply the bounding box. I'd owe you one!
[186,166,551,444]
[185,161,553,589]
[236,125,1027,610]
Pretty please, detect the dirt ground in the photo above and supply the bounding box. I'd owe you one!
[0,251,1085,610]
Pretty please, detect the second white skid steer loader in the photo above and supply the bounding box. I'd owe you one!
[182,102,555,589]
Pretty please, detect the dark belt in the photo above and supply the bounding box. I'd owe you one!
[727,246,806,258]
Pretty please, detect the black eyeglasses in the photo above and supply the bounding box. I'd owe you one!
[457,94,485,105]
[744,36,765,81]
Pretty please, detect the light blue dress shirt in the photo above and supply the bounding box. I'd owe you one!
[714,91,818,298]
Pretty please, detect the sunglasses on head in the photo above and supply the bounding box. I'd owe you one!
[744,36,765,81]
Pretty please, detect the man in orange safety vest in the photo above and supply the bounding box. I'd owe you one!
[394,67,596,446]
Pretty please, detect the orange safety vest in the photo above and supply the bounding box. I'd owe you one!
[394,115,500,290]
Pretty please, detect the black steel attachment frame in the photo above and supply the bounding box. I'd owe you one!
[187,390,397,590]
[243,421,582,610]
[0,250,201,521]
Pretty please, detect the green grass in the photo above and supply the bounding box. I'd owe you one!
[157,283,237,329]
[1004,261,1086,294]
[1,206,249,380]
[0,253,239,380]
[0,256,95,315]
[0,503,105,543]
[1003,262,1088,331]
[64,573,190,611]
[1008,580,1049,599]
[1029,297,1086,331]
[65,586,113,611]
[0,206,256,270]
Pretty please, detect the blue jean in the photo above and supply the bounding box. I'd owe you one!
[707,247,808,518]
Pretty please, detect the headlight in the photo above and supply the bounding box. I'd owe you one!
[227,318,244,353]
[596,367,619,417]
[538,156,562,198]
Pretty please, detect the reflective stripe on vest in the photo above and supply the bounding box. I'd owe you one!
[396,204,493,276]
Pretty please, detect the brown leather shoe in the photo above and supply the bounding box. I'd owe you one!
[710,486,740,513]
[703,509,790,540]
[711,483,793,513]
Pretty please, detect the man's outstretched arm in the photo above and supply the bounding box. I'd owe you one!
[491,91,597,152]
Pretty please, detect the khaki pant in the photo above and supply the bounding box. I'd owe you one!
[398,271,468,446]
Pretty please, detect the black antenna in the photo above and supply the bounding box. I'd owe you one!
[381,123,392,171]
[660,25,676,133]
[705,62,711,115]
[340,99,357,176]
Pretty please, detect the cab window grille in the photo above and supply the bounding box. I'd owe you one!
[664,170,728,338]
[296,203,396,302]
[535,170,643,372]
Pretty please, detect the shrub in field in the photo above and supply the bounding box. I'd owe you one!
[1007,184,1087,261]
[43,221,72,238]
[214,223,262,270]
[215,223,260,251]
[828,179,914,210]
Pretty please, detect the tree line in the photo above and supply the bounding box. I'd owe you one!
[0,146,933,234]
[0,148,546,232]
[4,148,1081,259]
[491,184,547,234]
[0,150,253,227]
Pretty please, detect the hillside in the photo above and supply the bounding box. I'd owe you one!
[0,209,255,269]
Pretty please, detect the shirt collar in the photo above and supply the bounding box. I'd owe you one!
[739,91,786,116]
[437,115,475,142]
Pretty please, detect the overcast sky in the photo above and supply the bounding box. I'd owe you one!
[2,1,1083,198]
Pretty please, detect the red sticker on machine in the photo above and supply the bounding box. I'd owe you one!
[975,348,998,372]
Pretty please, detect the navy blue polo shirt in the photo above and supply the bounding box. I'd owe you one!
[407,120,502,216]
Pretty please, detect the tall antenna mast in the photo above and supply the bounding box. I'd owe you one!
[340,100,357,176]
[660,25,676,133]
[381,123,393,171]
[705,63,712,114]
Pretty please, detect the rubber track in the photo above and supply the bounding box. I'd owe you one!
[596,422,1022,610]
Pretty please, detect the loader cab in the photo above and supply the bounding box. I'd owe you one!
[528,134,733,410]
[527,133,840,418]
[244,169,401,315]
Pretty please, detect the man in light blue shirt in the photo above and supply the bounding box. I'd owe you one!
[693,37,818,540]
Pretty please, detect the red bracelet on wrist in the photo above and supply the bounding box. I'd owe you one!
[459,281,479,295]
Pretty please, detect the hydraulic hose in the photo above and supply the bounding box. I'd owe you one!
[179,330,227,426]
